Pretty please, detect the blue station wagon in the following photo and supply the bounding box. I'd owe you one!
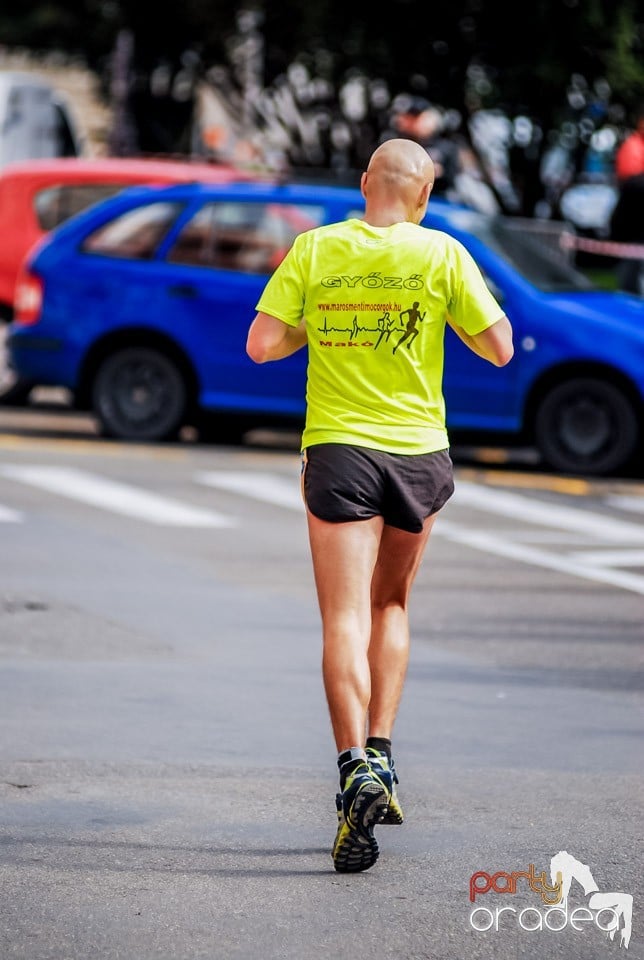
[7,179,644,475]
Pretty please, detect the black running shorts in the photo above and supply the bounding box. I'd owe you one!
[302,443,454,533]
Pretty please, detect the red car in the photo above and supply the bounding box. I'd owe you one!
[0,156,258,318]
[0,156,260,403]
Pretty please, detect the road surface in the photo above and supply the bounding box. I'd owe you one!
[1,407,642,959]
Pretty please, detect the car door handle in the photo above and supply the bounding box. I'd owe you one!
[168,284,199,298]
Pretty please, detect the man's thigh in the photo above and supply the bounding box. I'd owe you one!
[371,515,437,605]
[306,511,384,625]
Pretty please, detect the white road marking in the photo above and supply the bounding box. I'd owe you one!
[435,520,644,595]
[453,481,644,543]
[0,503,22,523]
[469,529,597,545]
[605,494,644,516]
[566,549,644,568]
[196,471,644,595]
[196,471,304,511]
[4,462,644,592]
[0,465,235,528]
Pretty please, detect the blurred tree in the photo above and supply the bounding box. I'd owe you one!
[0,0,121,65]
[4,0,642,110]
[3,0,643,201]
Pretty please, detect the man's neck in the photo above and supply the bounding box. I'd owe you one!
[362,206,415,227]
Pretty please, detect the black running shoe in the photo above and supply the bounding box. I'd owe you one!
[366,747,404,825]
[332,761,389,873]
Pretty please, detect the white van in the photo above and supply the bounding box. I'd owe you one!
[0,71,82,168]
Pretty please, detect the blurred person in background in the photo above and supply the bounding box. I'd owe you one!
[382,96,502,214]
[614,101,644,181]
[610,102,644,295]
[380,95,460,196]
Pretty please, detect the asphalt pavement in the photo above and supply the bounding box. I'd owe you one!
[0,406,642,960]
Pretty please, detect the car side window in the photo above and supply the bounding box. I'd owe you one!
[166,201,325,273]
[34,184,129,231]
[81,202,183,260]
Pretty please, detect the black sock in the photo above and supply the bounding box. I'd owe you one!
[366,736,392,758]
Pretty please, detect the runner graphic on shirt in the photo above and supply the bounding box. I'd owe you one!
[314,298,426,355]
[374,311,397,350]
[393,302,425,354]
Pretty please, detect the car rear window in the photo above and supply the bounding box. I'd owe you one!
[81,201,184,260]
[166,201,325,273]
[34,184,128,231]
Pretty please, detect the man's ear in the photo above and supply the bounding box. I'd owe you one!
[415,180,432,220]
[360,171,368,199]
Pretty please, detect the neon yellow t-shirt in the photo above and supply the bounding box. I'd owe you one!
[255,218,503,454]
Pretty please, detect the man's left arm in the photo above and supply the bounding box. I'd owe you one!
[246,312,307,363]
[447,241,514,366]
[447,314,513,366]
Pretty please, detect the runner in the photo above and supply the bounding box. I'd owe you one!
[393,300,426,353]
[246,138,513,873]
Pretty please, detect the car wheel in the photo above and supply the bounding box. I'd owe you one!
[92,347,187,441]
[534,377,640,476]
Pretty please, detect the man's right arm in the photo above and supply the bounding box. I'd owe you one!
[447,314,514,366]
[246,312,307,363]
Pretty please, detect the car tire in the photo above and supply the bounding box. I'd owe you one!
[92,347,187,441]
[534,377,640,476]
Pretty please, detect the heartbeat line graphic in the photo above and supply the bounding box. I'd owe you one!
[317,315,406,338]
[317,315,384,337]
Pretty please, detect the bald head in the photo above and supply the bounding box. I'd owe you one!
[367,138,435,182]
[361,139,435,226]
